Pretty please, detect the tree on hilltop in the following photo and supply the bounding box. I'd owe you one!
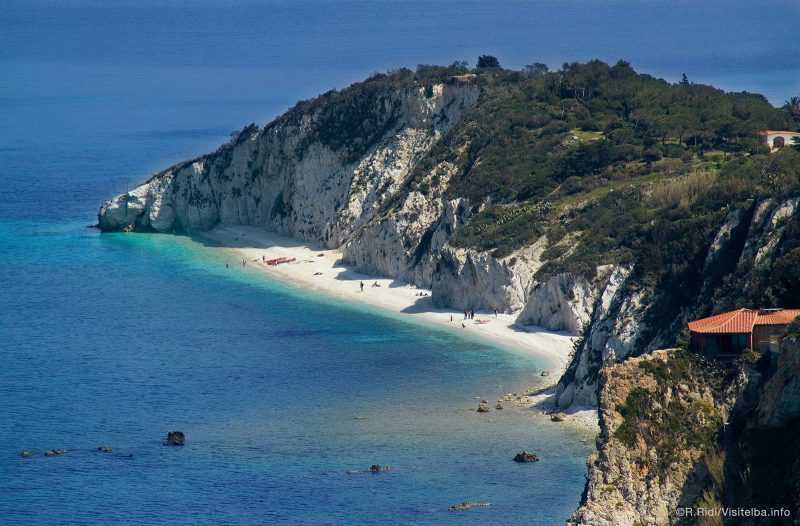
[785,96,800,122]
[476,55,501,69]
[522,62,548,79]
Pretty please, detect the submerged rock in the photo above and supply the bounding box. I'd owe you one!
[513,450,539,463]
[20,450,33,458]
[44,449,66,457]
[164,431,186,446]
[97,445,113,453]
[449,501,490,512]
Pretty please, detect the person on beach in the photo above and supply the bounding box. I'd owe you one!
[450,314,453,323]
[360,281,364,292]
[494,309,498,318]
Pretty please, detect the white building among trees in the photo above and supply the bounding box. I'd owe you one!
[759,130,800,152]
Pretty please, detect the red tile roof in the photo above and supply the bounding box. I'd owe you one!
[688,309,756,334]
[688,308,800,334]
[755,309,800,326]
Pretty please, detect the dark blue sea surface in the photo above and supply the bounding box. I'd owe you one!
[0,220,591,525]
[1,1,796,524]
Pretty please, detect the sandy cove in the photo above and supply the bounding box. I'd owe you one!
[197,225,598,432]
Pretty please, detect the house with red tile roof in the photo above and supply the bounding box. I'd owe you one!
[688,308,800,355]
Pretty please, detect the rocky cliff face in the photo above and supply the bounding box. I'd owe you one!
[99,81,478,245]
[98,67,800,525]
[554,196,800,410]
[97,75,615,321]
[97,70,800,412]
[571,338,800,526]
[569,350,744,526]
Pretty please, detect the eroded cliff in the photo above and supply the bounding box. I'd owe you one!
[570,337,800,526]
[98,60,800,525]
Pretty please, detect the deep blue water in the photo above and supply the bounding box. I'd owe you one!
[1,2,796,524]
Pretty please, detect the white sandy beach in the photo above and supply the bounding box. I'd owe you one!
[198,225,598,432]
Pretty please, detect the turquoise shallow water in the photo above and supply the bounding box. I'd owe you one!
[2,1,795,523]
[0,220,591,525]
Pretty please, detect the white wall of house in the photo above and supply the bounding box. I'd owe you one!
[762,131,800,152]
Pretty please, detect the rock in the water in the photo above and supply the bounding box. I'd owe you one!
[550,413,565,422]
[369,464,390,473]
[97,445,113,453]
[164,431,185,446]
[20,450,33,458]
[449,501,490,512]
[513,451,539,463]
[44,449,66,457]
[495,402,503,410]
[540,370,550,377]
[477,400,490,413]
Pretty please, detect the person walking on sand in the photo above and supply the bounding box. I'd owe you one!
[360,281,364,293]
[450,314,453,323]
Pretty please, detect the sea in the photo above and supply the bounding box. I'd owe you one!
[1,1,797,525]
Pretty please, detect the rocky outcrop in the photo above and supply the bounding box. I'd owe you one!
[431,242,542,312]
[99,82,478,248]
[513,451,539,463]
[164,431,185,446]
[555,196,800,413]
[97,74,610,319]
[569,350,746,526]
[757,337,800,426]
[572,338,800,525]
[554,265,636,408]
[449,501,491,512]
[96,70,800,525]
[723,337,800,521]
[517,264,621,333]
[97,70,800,429]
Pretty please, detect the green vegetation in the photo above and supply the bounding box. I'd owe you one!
[285,63,471,163]
[401,60,798,266]
[788,317,800,339]
[282,60,800,317]
[476,55,501,69]
[614,351,725,478]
